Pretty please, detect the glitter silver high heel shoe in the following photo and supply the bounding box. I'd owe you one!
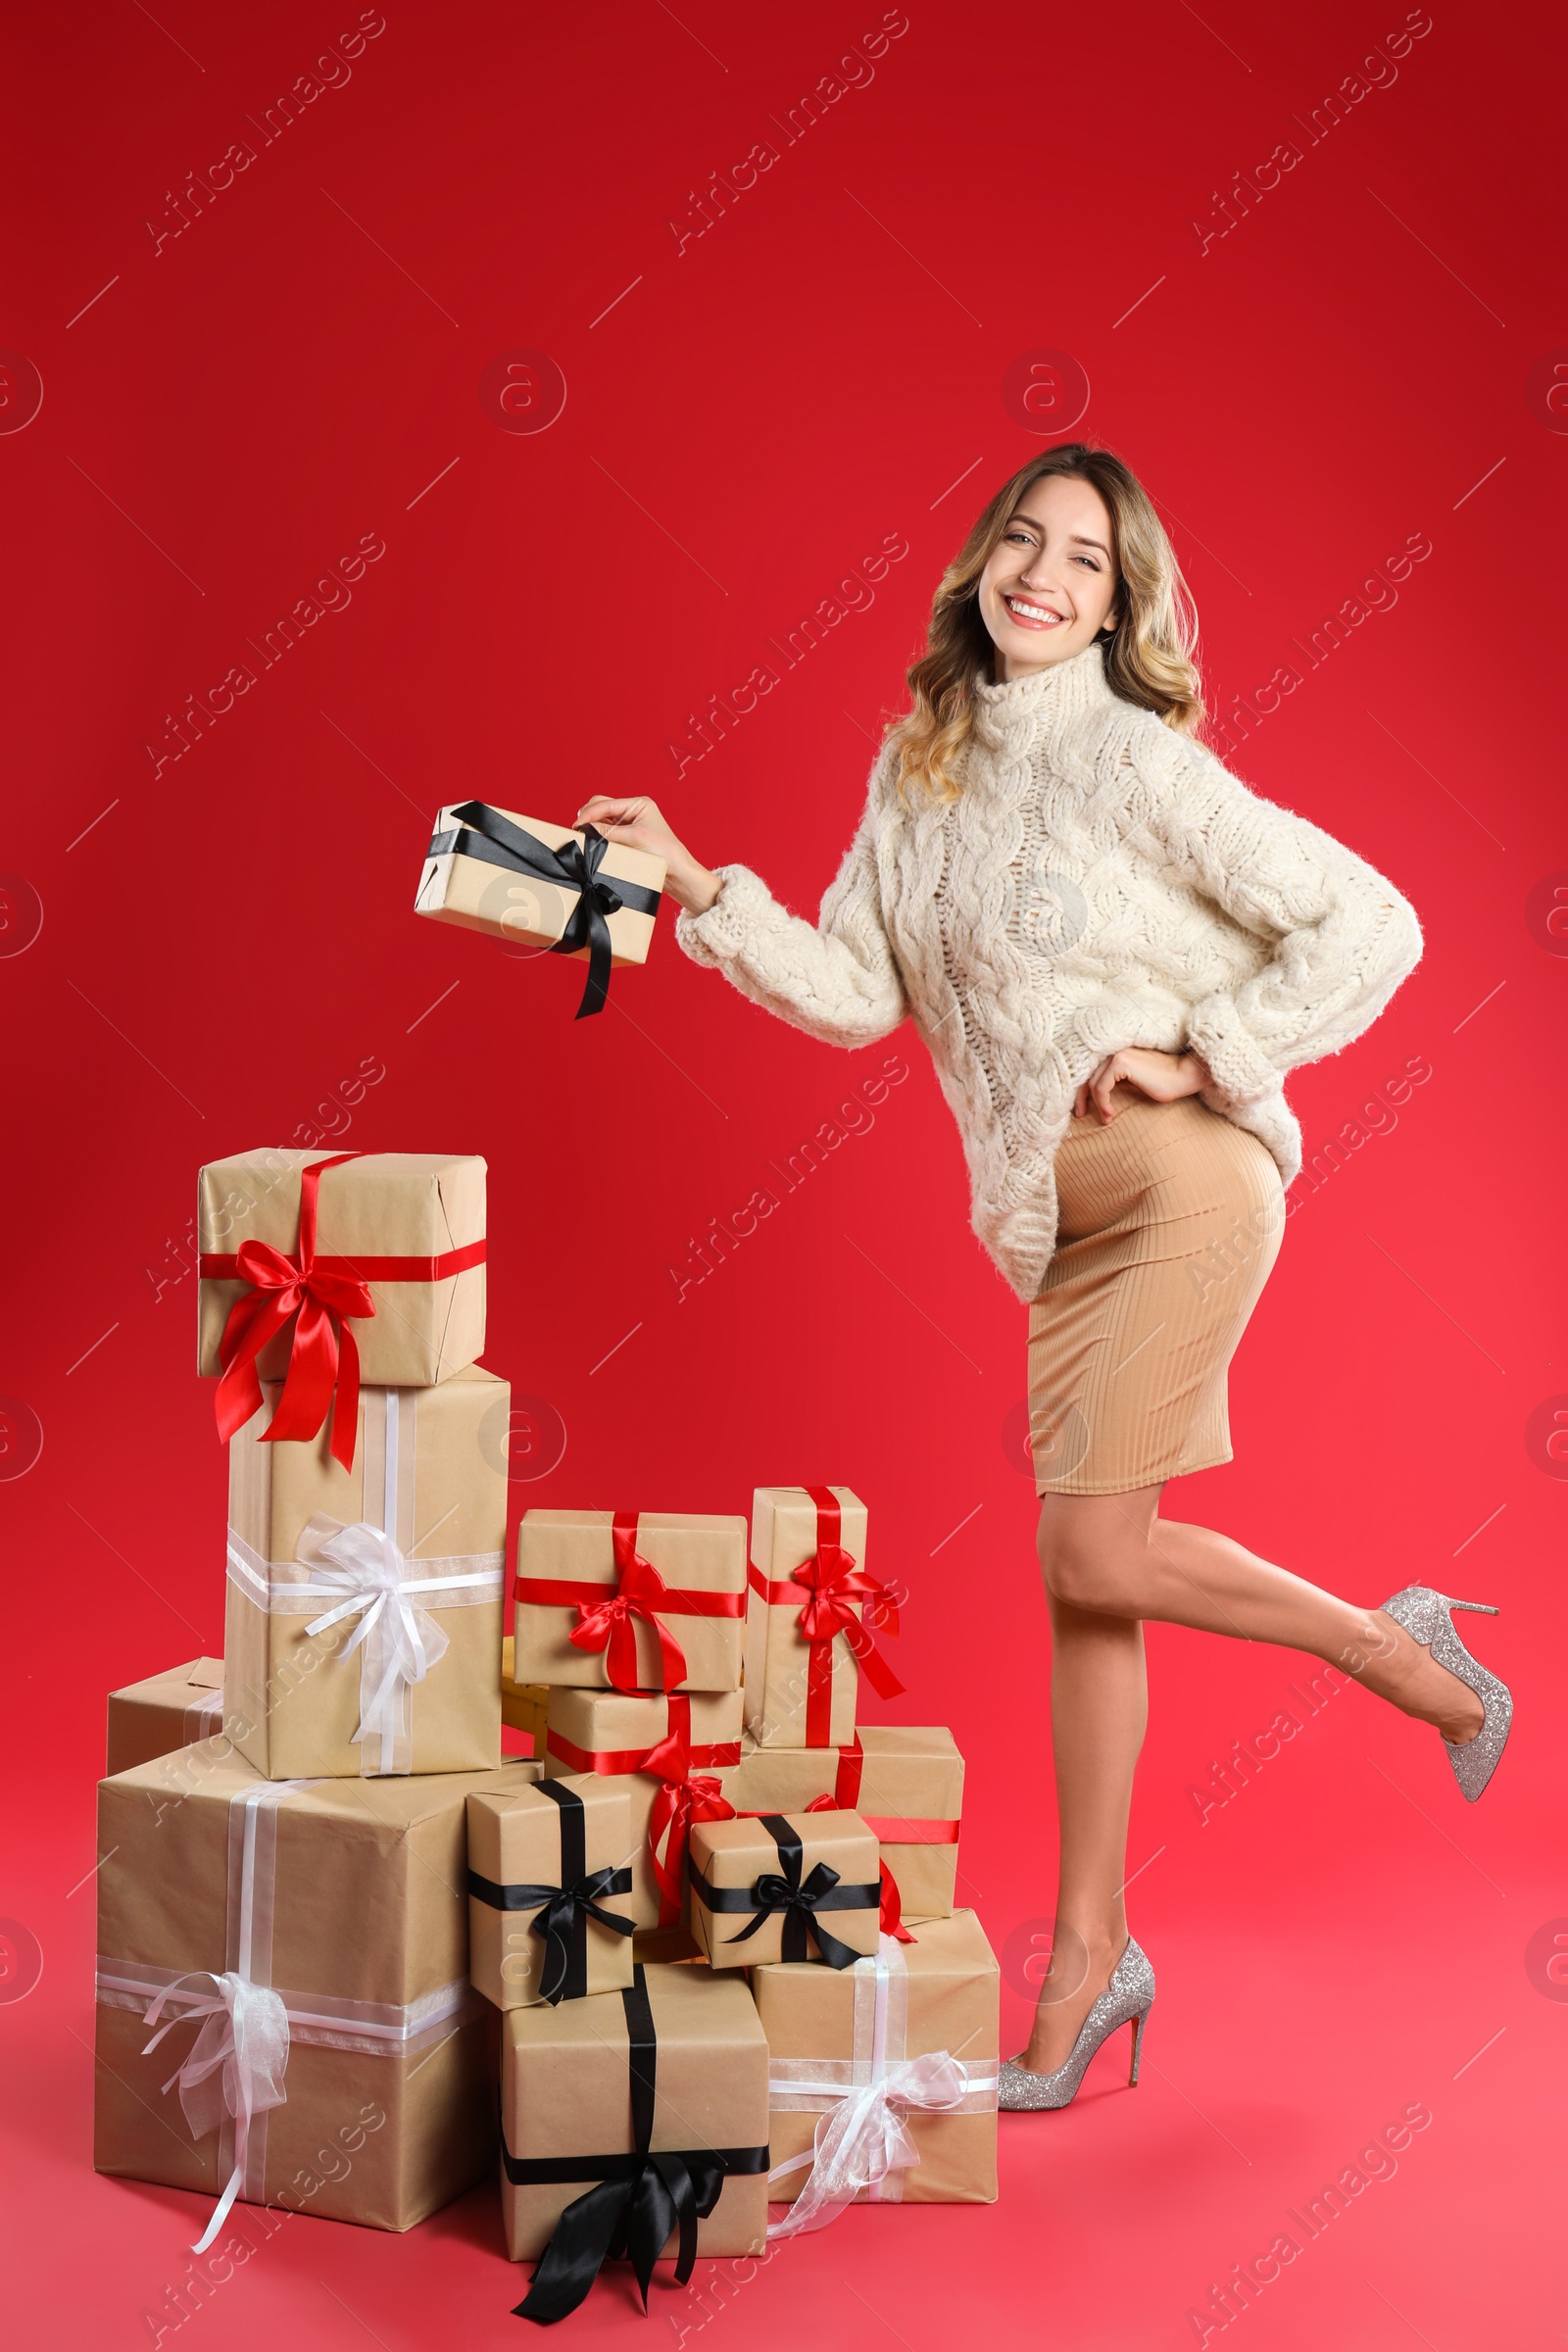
[998,1936,1154,2111]
[1379,1587,1512,1803]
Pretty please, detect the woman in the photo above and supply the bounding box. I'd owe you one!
[577,444,1511,2110]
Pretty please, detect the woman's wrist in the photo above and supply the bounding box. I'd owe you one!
[666,858,722,917]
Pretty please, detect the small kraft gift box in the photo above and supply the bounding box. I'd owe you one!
[467,1775,635,2009]
[106,1656,224,1777]
[755,1909,1000,2230]
[687,1810,882,1971]
[501,1962,768,2322]
[514,1508,748,1693]
[416,803,664,1019]
[94,1749,538,2238]
[744,1485,903,1748]
[543,1689,744,1932]
[720,1726,965,1931]
[500,1636,548,1752]
[224,1368,507,1779]
[197,1149,487,1467]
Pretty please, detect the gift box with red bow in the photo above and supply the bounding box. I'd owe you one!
[225,1368,507,1780]
[743,1486,904,1748]
[197,1150,487,1471]
[514,1509,747,1694]
[541,1689,744,1930]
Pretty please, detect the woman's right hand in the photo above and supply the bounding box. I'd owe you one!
[574,794,721,915]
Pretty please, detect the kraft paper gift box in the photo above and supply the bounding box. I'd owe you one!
[94,1747,538,2236]
[722,1727,964,1928]
[224,1370,507,1779]
[500,1636,548,1750]
[514,1508,748,1694]
[502,1963,768,2321]
[744,1485,903,1749]
[543,1689,744,1931]
[416,803,664,1019]
[755,1910,1000,2223]
[467,1775,635,2009]
[106,1657,224,1777]
[197,1150,487,1464]
[687,1810,882,1971]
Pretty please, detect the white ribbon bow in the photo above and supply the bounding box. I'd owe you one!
[767,2048,971,2237]
[295,1515,453,1774]
[141,1971,291,2253]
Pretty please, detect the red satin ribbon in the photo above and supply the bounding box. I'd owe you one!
[648,1773,736,1927]
[211,1153,371,1471]
[749,1486,905,1745]
[514,1514,744,1694]
[805,1792,914,1942]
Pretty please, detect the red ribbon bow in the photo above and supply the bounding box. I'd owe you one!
[213,1153,372,1470]
[649,1769,736,1927]
[805,1788,913,1942]
[793,1487,906,1742]
[567,1514,690,1694]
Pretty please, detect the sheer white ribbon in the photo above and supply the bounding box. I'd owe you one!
[292,1513,503,1774]
[139,1970,291,2254]
[766,1935,999,2237]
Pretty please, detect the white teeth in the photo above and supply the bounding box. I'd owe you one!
[1007,596,1061,623]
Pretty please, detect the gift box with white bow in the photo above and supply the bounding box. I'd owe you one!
[753,1909,1000,2223]
[106,1655,225,1777]
[224,1368,507,1779]
[514,1508,748,1694]
[93,1746,539,2236]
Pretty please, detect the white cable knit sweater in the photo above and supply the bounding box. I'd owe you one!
[675,642,1423,1300]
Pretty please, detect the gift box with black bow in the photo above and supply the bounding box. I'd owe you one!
[502,1962,768,2321]
[687,1810,882,1970]
[416,802,664,1019]
[467,1775,635,2008]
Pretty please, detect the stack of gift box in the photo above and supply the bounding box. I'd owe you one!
[97,1146,1000,2321]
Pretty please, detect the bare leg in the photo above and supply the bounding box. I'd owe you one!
[1023,1483,1486,2075]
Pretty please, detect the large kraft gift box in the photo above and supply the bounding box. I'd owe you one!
[745,1485,902,1748]
[514,1508,747,1693]
[416,803,664,970]
[197,1149,486,1393]
[107,1657,224,1776]
[500,1637,548,1751]
[543,1689,743,1931]
[225,1369,507,1778]
[502,1962,768,2320]
[724,1728,964,1925]
[687,1811,881,1971]
[467,1775,635,2009]
[94,1748,539,2233]
[755,1910,1000,2212]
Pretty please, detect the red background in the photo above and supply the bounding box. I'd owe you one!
[3,2,1564,2344]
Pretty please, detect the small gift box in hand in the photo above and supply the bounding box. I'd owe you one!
[467,1776,636,2009]
[687,1810,881,1970]
[416,803,664,1018]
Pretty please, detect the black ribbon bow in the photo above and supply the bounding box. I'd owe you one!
[688,1813,881,1969]
[507,1966,768,2325]
[431,801,662,1018]
[467,1779,634,2004]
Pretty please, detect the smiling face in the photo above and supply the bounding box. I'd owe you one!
[976,473,1121,680]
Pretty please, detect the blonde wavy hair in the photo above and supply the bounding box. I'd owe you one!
[888,444,1203,804]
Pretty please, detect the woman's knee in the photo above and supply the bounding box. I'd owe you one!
[1037,1507,1134,1611]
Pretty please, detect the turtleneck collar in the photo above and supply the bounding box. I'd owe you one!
[969,640,1118,753]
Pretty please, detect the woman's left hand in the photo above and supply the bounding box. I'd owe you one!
[1073,1047,1213,1123]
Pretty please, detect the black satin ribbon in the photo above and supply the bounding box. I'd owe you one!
[467,1779,634,2004]
[509,1966,768,2325]
[432,801,662,1018]
[688,1813,880,1969]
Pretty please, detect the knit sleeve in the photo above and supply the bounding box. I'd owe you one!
[1142,731,1424,1104]
[673,760,908,1049]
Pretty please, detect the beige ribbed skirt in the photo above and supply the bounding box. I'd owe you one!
[1028,1088,1286,1495]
